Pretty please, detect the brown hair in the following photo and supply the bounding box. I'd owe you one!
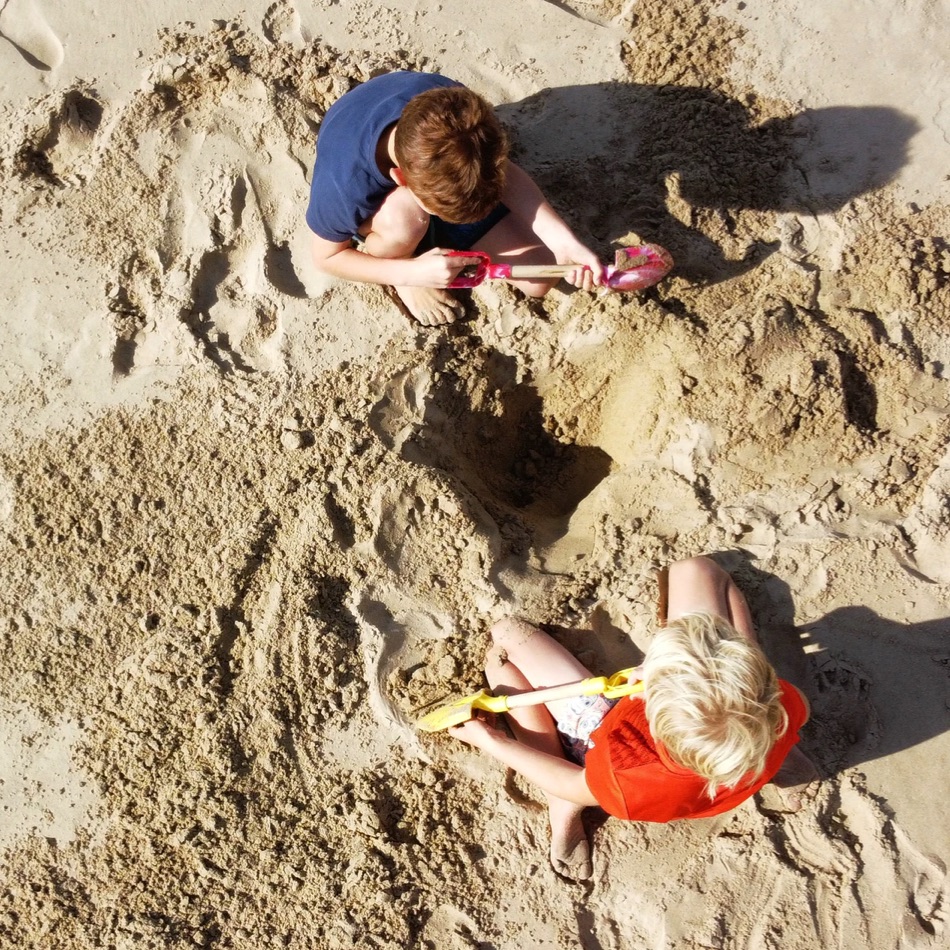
[393,86,508,223]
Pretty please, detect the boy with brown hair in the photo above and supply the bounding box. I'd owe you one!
[307,71,603,326]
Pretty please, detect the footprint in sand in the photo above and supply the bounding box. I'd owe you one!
[262,0,304,46]
[901,447,950,583]
[901,830,948,943]
[0,0,63,70]
[19,88,104,188]
[809,652,882,772]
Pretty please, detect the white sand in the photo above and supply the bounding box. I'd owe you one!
[1,1,948,947]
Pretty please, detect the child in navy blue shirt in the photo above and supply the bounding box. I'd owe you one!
[307,71,603,326]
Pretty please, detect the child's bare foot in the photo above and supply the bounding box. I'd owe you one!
[548,798,592,882]
[393,285,463,326]
[767,746,821,812]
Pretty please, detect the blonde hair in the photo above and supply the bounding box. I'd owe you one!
[643,612,789,799]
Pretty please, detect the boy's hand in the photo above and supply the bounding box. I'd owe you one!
[407,248,482,288]
[552,242,605,292]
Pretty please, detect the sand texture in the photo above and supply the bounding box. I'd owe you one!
[1,0,949,947]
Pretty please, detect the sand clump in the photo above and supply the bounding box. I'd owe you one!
[1,1,949,948]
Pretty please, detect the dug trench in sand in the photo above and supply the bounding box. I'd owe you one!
[0,1,949,948]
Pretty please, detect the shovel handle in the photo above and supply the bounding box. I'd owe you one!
[446,246,672,291]
[503,673,642,710]
[502,264,598,280]
[444,255,594,288]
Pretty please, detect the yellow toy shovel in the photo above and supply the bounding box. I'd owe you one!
[416,668,644,732]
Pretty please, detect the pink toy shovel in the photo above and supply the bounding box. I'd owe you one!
[446,243,673,291]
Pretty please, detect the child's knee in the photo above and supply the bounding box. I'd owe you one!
[672,555,728,588]
[489,616,521,647]
[514,278,557,299]
[489,615,539,649]
[485,639,506,670]
[367,186,429,253]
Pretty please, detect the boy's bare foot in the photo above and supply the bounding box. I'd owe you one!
[393,285,463,326]
[767,746,821,812]
[548,798,592,882]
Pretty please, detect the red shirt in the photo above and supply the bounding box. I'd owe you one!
[584,679,808,821]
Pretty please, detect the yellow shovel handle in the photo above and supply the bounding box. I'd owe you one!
[495,668,644,712]
[415,667,645,731]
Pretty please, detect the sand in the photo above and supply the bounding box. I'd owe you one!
[1,0,948,947]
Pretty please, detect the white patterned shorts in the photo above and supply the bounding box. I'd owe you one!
[555,694,619,764]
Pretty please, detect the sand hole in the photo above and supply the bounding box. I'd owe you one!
[439,377,612,517]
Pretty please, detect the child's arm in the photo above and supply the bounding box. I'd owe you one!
[791,685,811,721]
[311,234,479,287]
[451,717,600,807]
[501,161,605,290]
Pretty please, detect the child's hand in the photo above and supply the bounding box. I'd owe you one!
[408,248,482,288]
[450,714,506,750]
[551,242,604,291]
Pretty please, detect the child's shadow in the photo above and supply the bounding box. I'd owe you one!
[497,84,919,284]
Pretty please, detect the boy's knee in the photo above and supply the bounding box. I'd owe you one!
[367,186,430,254]
[516,279,557,299]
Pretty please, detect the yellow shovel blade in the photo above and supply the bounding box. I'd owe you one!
[603,668,645,699]
[415,689,511,732]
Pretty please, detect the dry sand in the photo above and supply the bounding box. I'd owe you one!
[1,0,949,947]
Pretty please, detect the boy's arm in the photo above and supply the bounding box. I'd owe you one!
[501,161,604,288]
[311,234,478,287]
[451,717,600,807]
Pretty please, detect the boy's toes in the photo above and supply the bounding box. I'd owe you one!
[393,286,462,327]
[419,300,458,326]
[760,748,821,814]
[421,290,463,326]
[758,777,820,814]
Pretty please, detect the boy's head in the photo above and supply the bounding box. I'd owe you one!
[393,86,508,224]
[642,612,789,798]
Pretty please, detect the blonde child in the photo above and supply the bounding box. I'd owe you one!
[451,556,818,880]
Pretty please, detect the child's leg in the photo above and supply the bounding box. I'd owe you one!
[667,555,757,643]
[484,618,595,881]
[473,215,559,299]
[360,186,463,326]
[486,617,595,726]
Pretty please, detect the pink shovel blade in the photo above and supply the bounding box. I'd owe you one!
[605,244,674,291]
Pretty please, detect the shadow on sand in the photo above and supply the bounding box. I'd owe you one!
[497,83,919,284]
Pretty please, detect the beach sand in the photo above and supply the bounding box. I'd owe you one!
[1,0,948,947]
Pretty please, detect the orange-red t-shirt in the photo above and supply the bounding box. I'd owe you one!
[584,679,808,821]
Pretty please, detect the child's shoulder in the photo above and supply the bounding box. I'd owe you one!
[337,70,462,106]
